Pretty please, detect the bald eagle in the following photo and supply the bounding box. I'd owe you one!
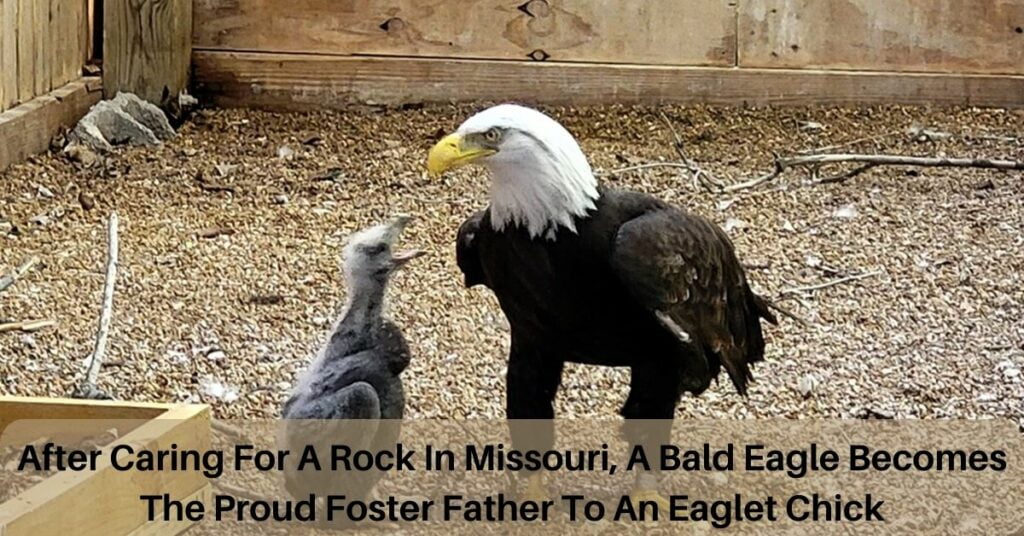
[428,104,776,501]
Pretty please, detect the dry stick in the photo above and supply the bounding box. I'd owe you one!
[0,256,40,294]
[73,212,119,400]
[780,270,883,296]
[794,130,902,155]
[0,319,57,333]
[600,162,695,176]
[657,111,725,192]
[726,153,1024,192]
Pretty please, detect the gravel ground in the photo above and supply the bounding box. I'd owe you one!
[0,103,1022,427]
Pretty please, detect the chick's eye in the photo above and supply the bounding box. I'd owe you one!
[483,128,501,142]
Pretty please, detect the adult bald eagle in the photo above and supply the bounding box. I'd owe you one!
[428,104,776,502]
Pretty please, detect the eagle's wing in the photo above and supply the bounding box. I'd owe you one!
[456,209,488,288]
[610,208,775,395]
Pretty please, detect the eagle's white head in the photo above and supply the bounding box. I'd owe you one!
[427,104,599,239]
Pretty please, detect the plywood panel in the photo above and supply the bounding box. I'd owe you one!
[193,0,737,66]
[104,0,192,103]
[192,51,1024,110]
[739,0,1024,74]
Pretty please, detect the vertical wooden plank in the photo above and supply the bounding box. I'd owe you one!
[15,0,31,102]
[0,0,5,111]
[104,0,192,104]
[48,0,63,89]
[1,0,15,110]
[32,0,48,94]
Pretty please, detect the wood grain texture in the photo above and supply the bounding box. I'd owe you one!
[15,0,32,102]
[739,0,1024,74]
[0,402,210,536]
[192,51,1024,110]
[0,0,7,110]
[104,0,192,103]
[32,0,48,95]
[193,0,737,66]
[0,77,101,171]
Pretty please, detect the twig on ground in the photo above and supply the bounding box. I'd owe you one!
[760,297,811,327]
[0,319,56,333]
[0,256,40,294]
[600,162,696,176]
[780,270,883,296]
[657,111,726,192]
[726,153,1023,192]
[794,131,902,155]
[72,212,119,400]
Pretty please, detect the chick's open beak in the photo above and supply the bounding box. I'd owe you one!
[387,214,425,267]
[427,133,495,177]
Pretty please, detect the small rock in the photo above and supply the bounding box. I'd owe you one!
[206,349,226,361]
[798,120,824,132]
[63,143,100,167]
[198,226,235,239]
[301,135,322,146]
[797,374,817,399]
[36,185,54,198]
[1003,367,1020,379]
[723,218,746,232]
[974,178,995,190]
[804,255,822,268]
[976,393,999,403]
[272,194,289,205]
[28,213,50,226]
[781,220,796,233]
[716,198,736,211]
[111,92,175,140]
[79,191,96,211]
[277,145,295,160]
[0,221,14,235]
[833,204,858,219]
[214,163,238,178]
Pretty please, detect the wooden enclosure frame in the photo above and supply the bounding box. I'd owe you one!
[0,397,211,536]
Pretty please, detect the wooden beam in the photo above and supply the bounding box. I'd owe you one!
[192,51,1024,110]
[192,0,736,67]
[103,0,192,104]
[15,0,33,102]
[0,404,210,536]
[0,77,101,171]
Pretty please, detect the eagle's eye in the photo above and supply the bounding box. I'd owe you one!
[483,128,501,143]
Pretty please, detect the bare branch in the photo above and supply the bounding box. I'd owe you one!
[726,153,1023,192]
[0,256,40,294]
[599,162,696,176]
[780,270,883,296]
[73,212,119,400]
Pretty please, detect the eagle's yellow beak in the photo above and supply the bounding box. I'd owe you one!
[426,133,496,177]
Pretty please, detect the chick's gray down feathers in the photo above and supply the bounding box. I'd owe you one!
[278,218,418,504]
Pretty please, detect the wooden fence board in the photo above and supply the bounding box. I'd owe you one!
[32,0,48,95]
[193,0,737,66]
[739,0,1024,74]
[193,51,1024,110]
[0,77,101,171]
[15,0,32,102]
[104,0,192,103]
[0,0,14,110]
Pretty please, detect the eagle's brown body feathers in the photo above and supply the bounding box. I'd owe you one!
[458,187,775,425]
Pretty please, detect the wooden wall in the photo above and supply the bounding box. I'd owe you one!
[191,0,1024,109]
[0,0,90,113]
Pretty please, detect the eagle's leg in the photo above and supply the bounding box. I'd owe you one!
[506,337,564,502]
[620,362,683,512]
